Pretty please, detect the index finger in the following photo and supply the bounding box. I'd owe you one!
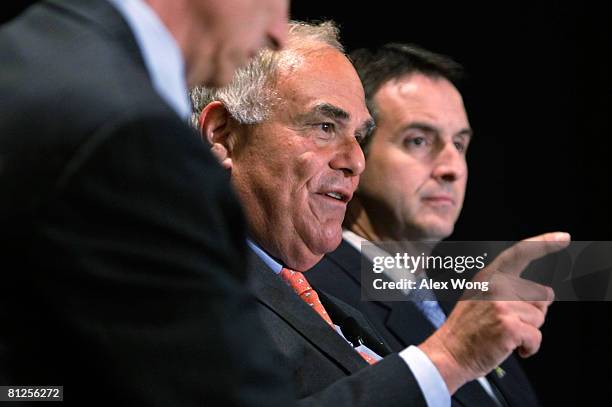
[489,232,571,276]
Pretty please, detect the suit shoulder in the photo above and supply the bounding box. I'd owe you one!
[0,0,170,129]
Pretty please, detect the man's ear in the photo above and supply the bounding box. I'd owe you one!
[198,101,235,170]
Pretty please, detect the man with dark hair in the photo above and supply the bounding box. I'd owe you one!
[0,0,292,405]
[350,43,465,154]
[308,43,546,406]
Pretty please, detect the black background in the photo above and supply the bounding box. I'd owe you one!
[4,2,611,405]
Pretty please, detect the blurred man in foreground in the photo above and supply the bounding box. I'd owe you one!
[0,0,293,405]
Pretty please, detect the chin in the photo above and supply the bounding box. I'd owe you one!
[411,221,450,241]
[301,236,342,271]
[423,225,454,241]
[286,252,325,273]
[320,226,343,251]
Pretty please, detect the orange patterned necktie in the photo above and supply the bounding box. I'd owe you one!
[279,267,376,364]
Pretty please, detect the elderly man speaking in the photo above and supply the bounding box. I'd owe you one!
[192,21,569,407]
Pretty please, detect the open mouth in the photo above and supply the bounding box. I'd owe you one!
[314,190,351,205]
[325,191,345,201]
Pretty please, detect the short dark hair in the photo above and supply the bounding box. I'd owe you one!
[350,43,464,153]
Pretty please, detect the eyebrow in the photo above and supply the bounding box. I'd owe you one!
[400,121,474,139]
[313,103,350,121]
[307,103,375,140]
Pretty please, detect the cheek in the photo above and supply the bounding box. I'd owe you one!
[450,165,468,211]
[295,150,320,170]
[293,152,326,189]
[294,207,344,257]
[363,159,420,200]
[459,169,468,197]
[269,153,321,223]
[458,179,467,201]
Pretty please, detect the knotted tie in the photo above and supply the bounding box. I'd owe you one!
[279,267,375,364]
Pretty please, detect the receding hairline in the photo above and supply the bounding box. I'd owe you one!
[189,20,344,127]
[374,71,465,105]
[372,73,473,140]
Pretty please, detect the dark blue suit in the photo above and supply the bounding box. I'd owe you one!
[308,239,542,407]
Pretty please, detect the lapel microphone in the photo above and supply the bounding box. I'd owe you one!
[342,317,365,348]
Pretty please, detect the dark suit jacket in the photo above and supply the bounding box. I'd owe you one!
[249,253,429,406]
[0,1,293,405]
[308,240,542,407]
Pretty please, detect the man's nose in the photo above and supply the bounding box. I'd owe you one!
[431,142,466,183]
[330,137,365,177]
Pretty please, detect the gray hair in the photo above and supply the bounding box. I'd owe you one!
[190,20,343,128]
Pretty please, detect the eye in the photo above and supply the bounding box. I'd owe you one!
[353,130,366,143]
[318,122,335,133]
[454,141,466,152]
[404,136,427,148]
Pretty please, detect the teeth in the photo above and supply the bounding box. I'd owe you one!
[326,192,343,200]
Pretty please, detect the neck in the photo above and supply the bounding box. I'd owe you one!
[344,199,381,242]
[345,196,412,242]
[345,197,436,256]
[145,0,207,86]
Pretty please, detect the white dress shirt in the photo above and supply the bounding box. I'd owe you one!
[107,0,191,120]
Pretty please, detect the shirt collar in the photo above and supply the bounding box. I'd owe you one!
[343,229,396,264]
[342,229,368,252]
[343,229,422,288]
[247,239,283,274]
[107,0,191,120]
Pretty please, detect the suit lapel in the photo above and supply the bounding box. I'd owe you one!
[327,240,438,344]
[249,254,366,374]
[317,289,391,358]
[325,239,363,286]
[385,302,437,343]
